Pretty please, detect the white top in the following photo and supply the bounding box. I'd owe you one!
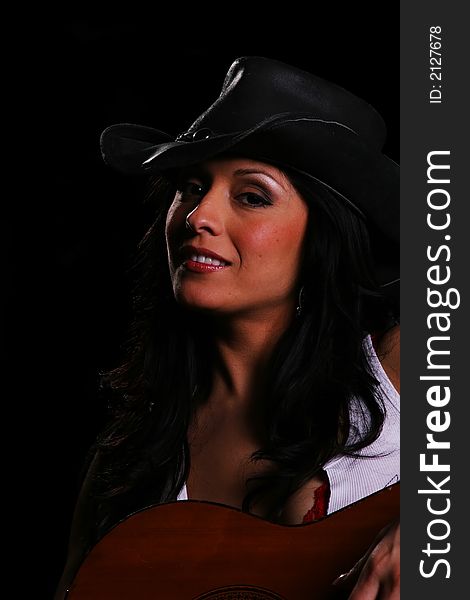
[176,334,400,515]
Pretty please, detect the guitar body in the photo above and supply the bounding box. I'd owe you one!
[66,483,399,600]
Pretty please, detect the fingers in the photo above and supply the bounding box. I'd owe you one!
[332,557,365,587]
[348,574,399,600]
[348,522,400,599]
[332,521,400,599]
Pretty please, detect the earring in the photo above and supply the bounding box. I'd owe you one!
[296,286,305,318]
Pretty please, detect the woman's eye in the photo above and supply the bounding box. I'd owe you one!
[177,181,204,199]
[239,193,272,208]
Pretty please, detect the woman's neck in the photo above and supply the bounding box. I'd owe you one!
[207,305,294,411]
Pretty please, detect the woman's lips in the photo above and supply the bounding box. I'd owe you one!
[183,259,230,273]
[179,245,231,273]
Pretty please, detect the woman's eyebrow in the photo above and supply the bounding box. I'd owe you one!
[233,168,288,191]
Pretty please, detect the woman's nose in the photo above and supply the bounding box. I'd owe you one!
[185,188,225,236]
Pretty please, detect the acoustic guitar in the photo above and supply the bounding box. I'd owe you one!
[66,483,399,600]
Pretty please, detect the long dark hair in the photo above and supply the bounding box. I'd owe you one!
[90,165,398,528]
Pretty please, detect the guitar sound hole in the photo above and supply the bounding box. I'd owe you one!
[194,584,285,600]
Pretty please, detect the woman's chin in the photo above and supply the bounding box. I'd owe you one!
[175,292,227,314]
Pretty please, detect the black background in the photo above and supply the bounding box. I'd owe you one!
[7,12,399,598]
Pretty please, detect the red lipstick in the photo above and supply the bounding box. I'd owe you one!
[180,245,232,273]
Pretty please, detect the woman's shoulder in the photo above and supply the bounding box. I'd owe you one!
[373,324,400,394]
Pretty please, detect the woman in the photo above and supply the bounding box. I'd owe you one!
[56,56,400,599]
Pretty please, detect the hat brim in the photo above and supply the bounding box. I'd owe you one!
[100,117,399,290]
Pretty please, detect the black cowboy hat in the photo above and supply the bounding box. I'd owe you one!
[100,56,399,290]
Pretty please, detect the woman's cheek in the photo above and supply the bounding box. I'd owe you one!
[165,201,180,232]
[165,202,187,249]
[244,223,283,256]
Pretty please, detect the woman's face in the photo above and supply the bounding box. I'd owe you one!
[165,156,309,318]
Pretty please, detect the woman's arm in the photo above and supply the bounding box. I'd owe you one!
[335,324,401,598]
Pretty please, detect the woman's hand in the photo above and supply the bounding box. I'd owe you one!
[333,520,400,599]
